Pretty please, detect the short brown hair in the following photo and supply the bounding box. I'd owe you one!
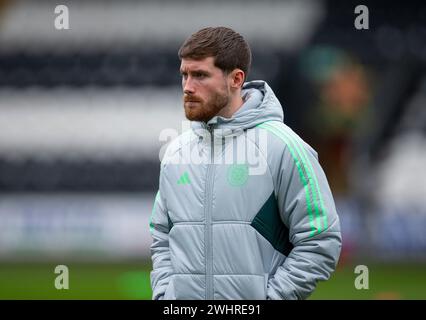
[178,27,252,80]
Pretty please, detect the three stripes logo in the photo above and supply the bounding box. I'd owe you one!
[257,121,328,237]
[177,171,191,185]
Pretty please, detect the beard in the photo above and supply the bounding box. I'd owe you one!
[183,86,230,123]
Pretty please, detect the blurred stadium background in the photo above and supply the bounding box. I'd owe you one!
[0,0,425,299]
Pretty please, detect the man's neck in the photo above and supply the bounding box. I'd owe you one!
[216,92,244,119]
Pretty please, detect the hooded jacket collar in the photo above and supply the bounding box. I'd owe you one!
[191,80,284,137]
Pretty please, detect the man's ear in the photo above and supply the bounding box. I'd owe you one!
[229,69,245,89]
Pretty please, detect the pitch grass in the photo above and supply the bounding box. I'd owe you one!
[0,262,425,299]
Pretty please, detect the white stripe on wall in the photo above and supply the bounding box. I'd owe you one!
[0,0,324,52]
[0,87,187,161]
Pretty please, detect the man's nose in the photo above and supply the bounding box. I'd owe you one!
[183,77,195,95]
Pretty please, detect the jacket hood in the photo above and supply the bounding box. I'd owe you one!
[191,80,284,135]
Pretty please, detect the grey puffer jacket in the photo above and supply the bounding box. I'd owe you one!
[150,80,342,300]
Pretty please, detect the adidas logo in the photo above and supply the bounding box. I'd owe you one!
[177,171,191,185]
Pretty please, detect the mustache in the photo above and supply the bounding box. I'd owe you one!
[184,95,203,103]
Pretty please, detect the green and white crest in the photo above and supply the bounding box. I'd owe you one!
[227,164,249,187]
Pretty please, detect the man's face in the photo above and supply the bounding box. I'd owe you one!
[180,57,230,122]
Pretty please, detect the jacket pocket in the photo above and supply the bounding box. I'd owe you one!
[163,275,176,300]
[264,273,270,300]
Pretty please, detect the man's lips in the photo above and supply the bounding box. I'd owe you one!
[184,100,201,107]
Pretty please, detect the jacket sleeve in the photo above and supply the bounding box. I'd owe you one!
[149,171,173,300]
[267,135,342,300]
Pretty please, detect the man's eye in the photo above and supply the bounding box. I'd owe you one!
[194,73,206,79]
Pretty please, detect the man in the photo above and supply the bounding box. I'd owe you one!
[150,27,341,300]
